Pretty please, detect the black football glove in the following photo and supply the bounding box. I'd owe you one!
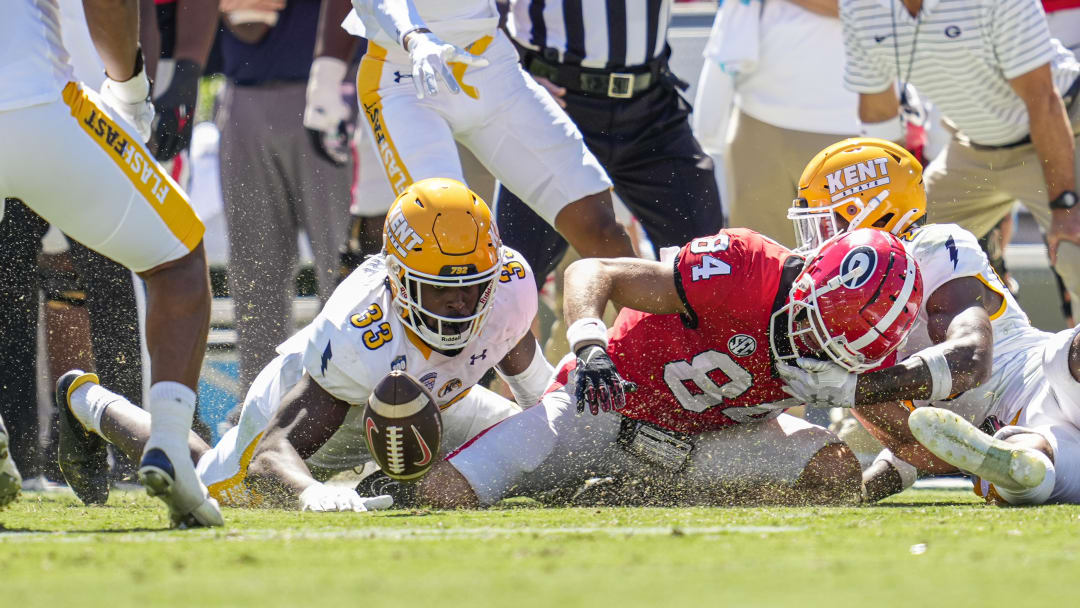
[149,58,201,161]
[573,344,637,416]
[307,120,353,167]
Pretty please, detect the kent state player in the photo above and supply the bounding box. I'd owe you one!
[302,0,637,266]
[56,179,556,511]
[0,0,219,525]
[415,228,924,508]
[781,138,1080,506]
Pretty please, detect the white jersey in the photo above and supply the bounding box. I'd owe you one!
[344,0,500,64]
[895,223,1051,426]
[282,248,536,472]
[0,0,76,111]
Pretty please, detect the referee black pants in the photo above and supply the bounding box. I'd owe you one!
[496,81,723,286]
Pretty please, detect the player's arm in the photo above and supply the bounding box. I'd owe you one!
[83,0,141,81]
[304,0,360,161]
[172,0,217,66]
[853,276,995,405]
[858,89,903,143]
[1009,64,1079,264]
[245,375,351,505]
[496,331,554,409]
[563,257,686,328]
[316,0,361,61]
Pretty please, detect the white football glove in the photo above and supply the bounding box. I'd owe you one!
[405,31,488,99]
[299,483,393,512]
[303,57,350,133]
[99,64,154,143]
[777,357,859,409]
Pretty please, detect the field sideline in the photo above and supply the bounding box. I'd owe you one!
[3,488,1079,607]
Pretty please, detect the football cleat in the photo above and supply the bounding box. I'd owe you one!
[0,414,22,509]
[139,444,224,528]
[908,407,1047,491]
[55,370,110,505]
[354,468,419,508]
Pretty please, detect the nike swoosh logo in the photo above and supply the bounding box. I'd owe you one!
[874,34,892,43]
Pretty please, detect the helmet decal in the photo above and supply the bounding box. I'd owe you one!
[838,246,877,289]
[824,156,891,202]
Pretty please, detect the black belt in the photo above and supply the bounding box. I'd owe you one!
[520,46,669,99]
[968,74,1080,151]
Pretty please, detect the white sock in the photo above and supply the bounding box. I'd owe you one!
[70,383,127,437]
[995,450,1056,505]
[147,381,196,448]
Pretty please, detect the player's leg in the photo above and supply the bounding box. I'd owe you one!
[422,385,624,508]
[453,34,634,261]
[0,87,217,526]
[683,413,861,506]
[0,413,21,508]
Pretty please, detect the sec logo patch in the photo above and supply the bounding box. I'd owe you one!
[727,334,757,357]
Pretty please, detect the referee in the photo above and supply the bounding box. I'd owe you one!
[497,0,724,285]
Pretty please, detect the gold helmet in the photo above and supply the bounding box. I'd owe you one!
[383,178,503,351]
[788,138,926,252]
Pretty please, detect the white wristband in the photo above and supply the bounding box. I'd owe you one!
[860,115,903,143]
[914,344,952,401]
[874,448,918,490]
[105,62,150,104]
[566,317,608,354]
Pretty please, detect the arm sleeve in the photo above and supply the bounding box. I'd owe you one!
[839,0,894,94]
[991,0,1056,80]
[365,0,429,46]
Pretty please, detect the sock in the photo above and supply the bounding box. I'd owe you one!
[146,381,196,448]
[995,450,1056,505]
[70,383,127,436]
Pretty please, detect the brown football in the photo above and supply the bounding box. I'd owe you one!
[363,371,443,481]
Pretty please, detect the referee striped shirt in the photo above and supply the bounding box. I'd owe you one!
[840,0,1080,145]
[507,0,673,70]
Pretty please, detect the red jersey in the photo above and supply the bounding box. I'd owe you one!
[555,229,804,434]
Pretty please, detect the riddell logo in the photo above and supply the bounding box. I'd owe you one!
[825,157,891,202]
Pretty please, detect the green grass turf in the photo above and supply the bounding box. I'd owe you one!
[2,489,1078,608]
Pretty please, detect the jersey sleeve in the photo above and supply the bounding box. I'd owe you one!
[673,230,754,328]
[499,247,538,343]
[300,313,378,406]
[903,224,989,300]
[990,0,1056,80]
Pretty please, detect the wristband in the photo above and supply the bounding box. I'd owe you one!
[860,115,903,143]
[566,317,608,354]
[104,49,150,103]
[914,344,952,402]
[402,27,433,50]
[874,448,918,490]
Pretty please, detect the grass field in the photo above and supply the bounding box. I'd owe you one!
[3,488,1079,608]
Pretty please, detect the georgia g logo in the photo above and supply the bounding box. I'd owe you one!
[839,246,877,289]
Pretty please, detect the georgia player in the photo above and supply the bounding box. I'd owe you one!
[56,179,555,511]
[417,228,923,507]
[783,138,1080,506]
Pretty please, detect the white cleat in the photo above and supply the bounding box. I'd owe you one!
[139,441,224,528]
[0,418,22,509]
[908,407,1047,491]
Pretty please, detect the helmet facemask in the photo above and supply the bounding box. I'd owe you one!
[386,255,500,352]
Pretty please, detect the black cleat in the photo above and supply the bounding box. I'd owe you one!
[56,370,110,505]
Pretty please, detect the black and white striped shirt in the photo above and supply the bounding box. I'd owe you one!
[506,0,673,70]
[840,0,1079,145]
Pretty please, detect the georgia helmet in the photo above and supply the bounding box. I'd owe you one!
[382,178,502,351]
[789,138,926,252]
[770,228,923,373]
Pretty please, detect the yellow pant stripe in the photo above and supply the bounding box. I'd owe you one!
[357,44,413,196]
[207,432,264,508]
[61,83,204,254]
[449,36,494,100]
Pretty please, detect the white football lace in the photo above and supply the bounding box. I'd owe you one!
[386,426,405,474]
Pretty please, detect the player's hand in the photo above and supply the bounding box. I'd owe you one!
[100,60,154,143]
[1047,207,1080,266]
[149,59,202,161]
[303,56,353,166]
[532,75,567,108]
[573,345,637,416]
[777,357,858,408]
[405,30,489,99]
[299,483,393,512]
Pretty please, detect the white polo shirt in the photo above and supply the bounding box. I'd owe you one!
[840,0,1080,146]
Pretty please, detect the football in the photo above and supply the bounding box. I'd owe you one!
[362,371,443,481]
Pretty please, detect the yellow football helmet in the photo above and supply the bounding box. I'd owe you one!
[788,138,926,251]
[383,178,503,351]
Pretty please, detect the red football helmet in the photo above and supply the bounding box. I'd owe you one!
[770,229,923,372]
